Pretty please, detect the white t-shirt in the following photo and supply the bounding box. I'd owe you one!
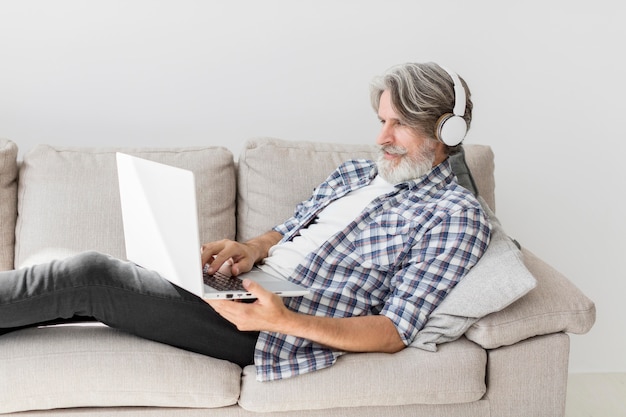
[261,175,396,278]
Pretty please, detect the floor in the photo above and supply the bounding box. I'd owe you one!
[565,373,626,417]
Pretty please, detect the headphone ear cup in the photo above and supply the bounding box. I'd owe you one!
[436,113,467,146]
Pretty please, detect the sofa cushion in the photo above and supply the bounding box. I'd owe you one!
[236,137,494,242]
[449,145,479,197]
[0,325,242,414]
[239,337,486,412]
[14,145,236,268]
[411,198,537,351]
[465,248,596,349]
[462,143,495,210]
[0,139,18,271]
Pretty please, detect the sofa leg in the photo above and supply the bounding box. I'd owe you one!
[485,333,570,417]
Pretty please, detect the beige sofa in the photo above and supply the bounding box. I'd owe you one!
[0,137,595,416]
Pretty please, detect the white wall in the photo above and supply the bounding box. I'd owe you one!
[1,0,624,373]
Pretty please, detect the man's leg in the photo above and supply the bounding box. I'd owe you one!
[0,251,257,367]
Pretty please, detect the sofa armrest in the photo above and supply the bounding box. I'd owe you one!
[465,248,596,349]
[0,138,18,271]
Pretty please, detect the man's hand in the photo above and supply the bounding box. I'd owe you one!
[201,240,257,276]
[207,279,292,333]
[200,231,282,276]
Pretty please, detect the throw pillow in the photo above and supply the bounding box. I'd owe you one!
[449,146,479,197]
[411,197,537,351]
[464,248,596,349]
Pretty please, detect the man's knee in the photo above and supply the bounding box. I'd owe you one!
[63,251,122,282]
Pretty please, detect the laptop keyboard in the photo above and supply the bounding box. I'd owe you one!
[202,267,246,292]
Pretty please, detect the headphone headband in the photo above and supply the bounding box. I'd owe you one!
[439,66,466,117]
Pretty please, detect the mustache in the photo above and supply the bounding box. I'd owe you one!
[378,145,408,156]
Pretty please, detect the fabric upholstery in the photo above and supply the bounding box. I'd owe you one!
[0,139,18,271]
[449,146,479,197]
[236,137,495,242]
[238,337,486,413]
[0,325,242,414]
[411,197,537,350]
[14,145,236,268]
[0,138,595,416]
[485,333,570,417]
[462,144,495,210]
[9,402,493,417]
[466,249,596,349]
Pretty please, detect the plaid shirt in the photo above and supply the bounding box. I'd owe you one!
[254,158,491,381]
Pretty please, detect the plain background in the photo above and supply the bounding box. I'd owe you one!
[0,0,624,374]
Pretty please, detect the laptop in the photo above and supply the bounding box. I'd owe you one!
[115,152,310,300]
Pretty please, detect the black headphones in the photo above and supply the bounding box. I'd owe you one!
[435,67,468,146]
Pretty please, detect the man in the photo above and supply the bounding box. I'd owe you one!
[0,62,491,382]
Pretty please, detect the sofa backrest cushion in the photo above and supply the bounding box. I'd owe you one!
[15,145,236,268]
[236,137,495,242]
[0,139,18,271]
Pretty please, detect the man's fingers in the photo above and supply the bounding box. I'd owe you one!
[200,241,223,267]
[208,253,233,274]
[201,240,242,274]
[242,279,274,303]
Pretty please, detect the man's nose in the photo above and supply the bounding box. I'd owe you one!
[376,123,394,146]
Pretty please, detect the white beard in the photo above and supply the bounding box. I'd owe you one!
[376,142,436,184]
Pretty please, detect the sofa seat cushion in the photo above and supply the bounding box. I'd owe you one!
[15,145,236,268]
[0,324,242,414]
[238,337,486,413]
[0,138,18,271]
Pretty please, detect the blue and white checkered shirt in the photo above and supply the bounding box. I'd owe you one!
[254,158,491,381]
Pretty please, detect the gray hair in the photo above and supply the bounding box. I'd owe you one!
[370,62,473,145]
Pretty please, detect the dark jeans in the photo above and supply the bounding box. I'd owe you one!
[0,251,258,367]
